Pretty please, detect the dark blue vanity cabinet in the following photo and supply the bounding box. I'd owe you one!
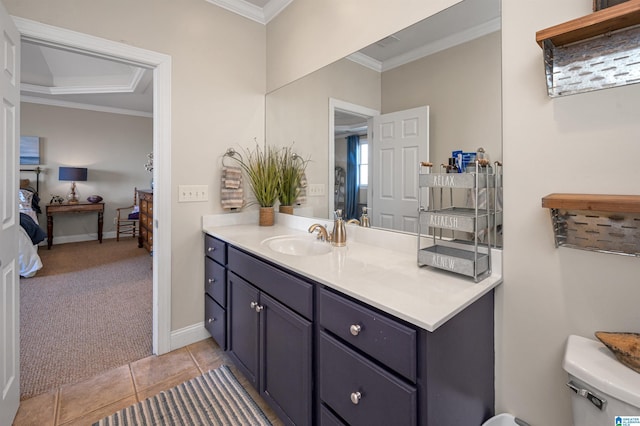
[227,246,313,426]
[317,287,495,426]
[204,233,495,426]
[204,234,227,349]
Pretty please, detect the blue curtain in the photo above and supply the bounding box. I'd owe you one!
[345,135,360,220]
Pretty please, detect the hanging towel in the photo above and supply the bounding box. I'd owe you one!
[296,172,307,205]
[221,166,244,210]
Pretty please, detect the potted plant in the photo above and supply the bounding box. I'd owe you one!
[233,142,280,226]
[277,145,309,214]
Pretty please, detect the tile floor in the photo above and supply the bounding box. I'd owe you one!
[13,338,283,426]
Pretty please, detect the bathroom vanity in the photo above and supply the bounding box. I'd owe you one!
[203,213,502,426]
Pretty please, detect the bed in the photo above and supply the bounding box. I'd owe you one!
[18,179,46,278]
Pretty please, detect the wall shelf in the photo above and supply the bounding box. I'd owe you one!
[542,193,640,256]
[536,1,640,97]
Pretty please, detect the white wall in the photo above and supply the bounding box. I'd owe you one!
[6,0,267,332]
[20,103,152,241]
[382,31,502,168]
[265,58,380,218]
[269,1,640,424]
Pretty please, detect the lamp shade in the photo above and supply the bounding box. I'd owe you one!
[59,167,87,182]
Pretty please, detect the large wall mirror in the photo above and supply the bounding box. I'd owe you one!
[266,0,502,246]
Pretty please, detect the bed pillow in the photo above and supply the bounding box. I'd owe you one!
[18,189,34,211]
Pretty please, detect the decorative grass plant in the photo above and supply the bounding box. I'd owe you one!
[277,145,309,209]
[234,142,280,209]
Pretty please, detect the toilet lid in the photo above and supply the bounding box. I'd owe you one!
[563,335,640,408]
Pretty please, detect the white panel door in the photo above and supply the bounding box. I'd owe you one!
[0,1,20,424]
[370,106,429,233]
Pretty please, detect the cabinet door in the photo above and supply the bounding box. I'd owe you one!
[228,272,259,389]
[260,293,312,426]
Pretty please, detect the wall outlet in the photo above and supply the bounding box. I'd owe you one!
[178,184,209,202]
[308,183,325,197]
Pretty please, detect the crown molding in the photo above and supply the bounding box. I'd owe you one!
[347,17,501,73]
[204,0,292,24]
[21,67,146,96]
[382,17,501,72]
[21,95,153,118]
[346,52,382,73]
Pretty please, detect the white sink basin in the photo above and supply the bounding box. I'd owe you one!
[262,235,332,256]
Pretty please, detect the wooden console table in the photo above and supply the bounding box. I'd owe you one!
[46,202,104,249]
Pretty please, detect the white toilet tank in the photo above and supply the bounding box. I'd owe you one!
[563,335,640,426]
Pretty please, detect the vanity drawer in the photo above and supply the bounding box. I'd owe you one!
[320,405,346,426]
[204,234,226,265]
[319,332,417,426]
[205,294,226,350]
[204,257,226,306]
[318,288,417,382]
[227,246,313,320]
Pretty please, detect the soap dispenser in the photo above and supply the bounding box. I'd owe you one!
[332,209,347,246]
[360,207,370,228]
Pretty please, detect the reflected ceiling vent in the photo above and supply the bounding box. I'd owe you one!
[376,35,400,47]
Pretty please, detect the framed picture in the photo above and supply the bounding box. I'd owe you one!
[20,136,40,165]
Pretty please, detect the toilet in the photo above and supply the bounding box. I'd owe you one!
[563,335,640,425]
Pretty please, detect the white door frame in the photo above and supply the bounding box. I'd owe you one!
[14,17,172,355]
[328,98,379,218]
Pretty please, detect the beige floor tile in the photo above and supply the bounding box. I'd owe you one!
[13,389,58,426]
[57,365,134,425]
[187,338,229,373]
[135,366,201,401]
[59,395,137,426]
[130,347,198,392]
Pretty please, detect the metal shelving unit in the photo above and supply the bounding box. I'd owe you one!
[417,161,502,282]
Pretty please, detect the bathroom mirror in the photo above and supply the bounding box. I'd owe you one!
[265,0,502,245]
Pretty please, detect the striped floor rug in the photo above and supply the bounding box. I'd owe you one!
[93,365,272,426]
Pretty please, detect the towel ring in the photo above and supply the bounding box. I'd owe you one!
[222,148,242,167]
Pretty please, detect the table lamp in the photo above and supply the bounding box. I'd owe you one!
[59,166,88,204]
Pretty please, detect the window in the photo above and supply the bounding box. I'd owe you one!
[359,140,368,187]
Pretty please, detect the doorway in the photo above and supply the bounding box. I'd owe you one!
[14,18,172,357]
[328,98,379,218]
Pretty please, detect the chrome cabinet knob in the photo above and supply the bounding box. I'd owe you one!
[350,391,362,405]
[250,301,258,310]
[207,318,214,323]
[207,247,215,252]
[350,324,362,336]
[208,278,215,284]
[255,304,264,313]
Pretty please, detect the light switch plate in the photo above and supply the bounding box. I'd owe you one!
[178,185,209,202]
[308,184,325,197]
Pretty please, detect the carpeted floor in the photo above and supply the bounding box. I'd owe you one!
[20,238,153,400]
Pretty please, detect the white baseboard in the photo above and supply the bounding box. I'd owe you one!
[170,322,211,352]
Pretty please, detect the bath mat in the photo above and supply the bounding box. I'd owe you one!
[93,365,272,426]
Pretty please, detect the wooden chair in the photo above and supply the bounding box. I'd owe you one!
[115,187,139,241]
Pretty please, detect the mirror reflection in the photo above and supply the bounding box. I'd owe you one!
[265,0,502,246]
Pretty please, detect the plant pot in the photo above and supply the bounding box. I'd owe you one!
[279,205,294,215]
[259,206,275,226]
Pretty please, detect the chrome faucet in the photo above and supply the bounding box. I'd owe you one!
[308,223,330,242]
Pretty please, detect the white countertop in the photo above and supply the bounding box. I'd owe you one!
[202,211,502,332]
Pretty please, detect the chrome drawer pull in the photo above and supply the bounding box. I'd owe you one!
[350,391,362,405]
[207,247,215,252]
[350,324,362,336]
[250,301,264,313]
